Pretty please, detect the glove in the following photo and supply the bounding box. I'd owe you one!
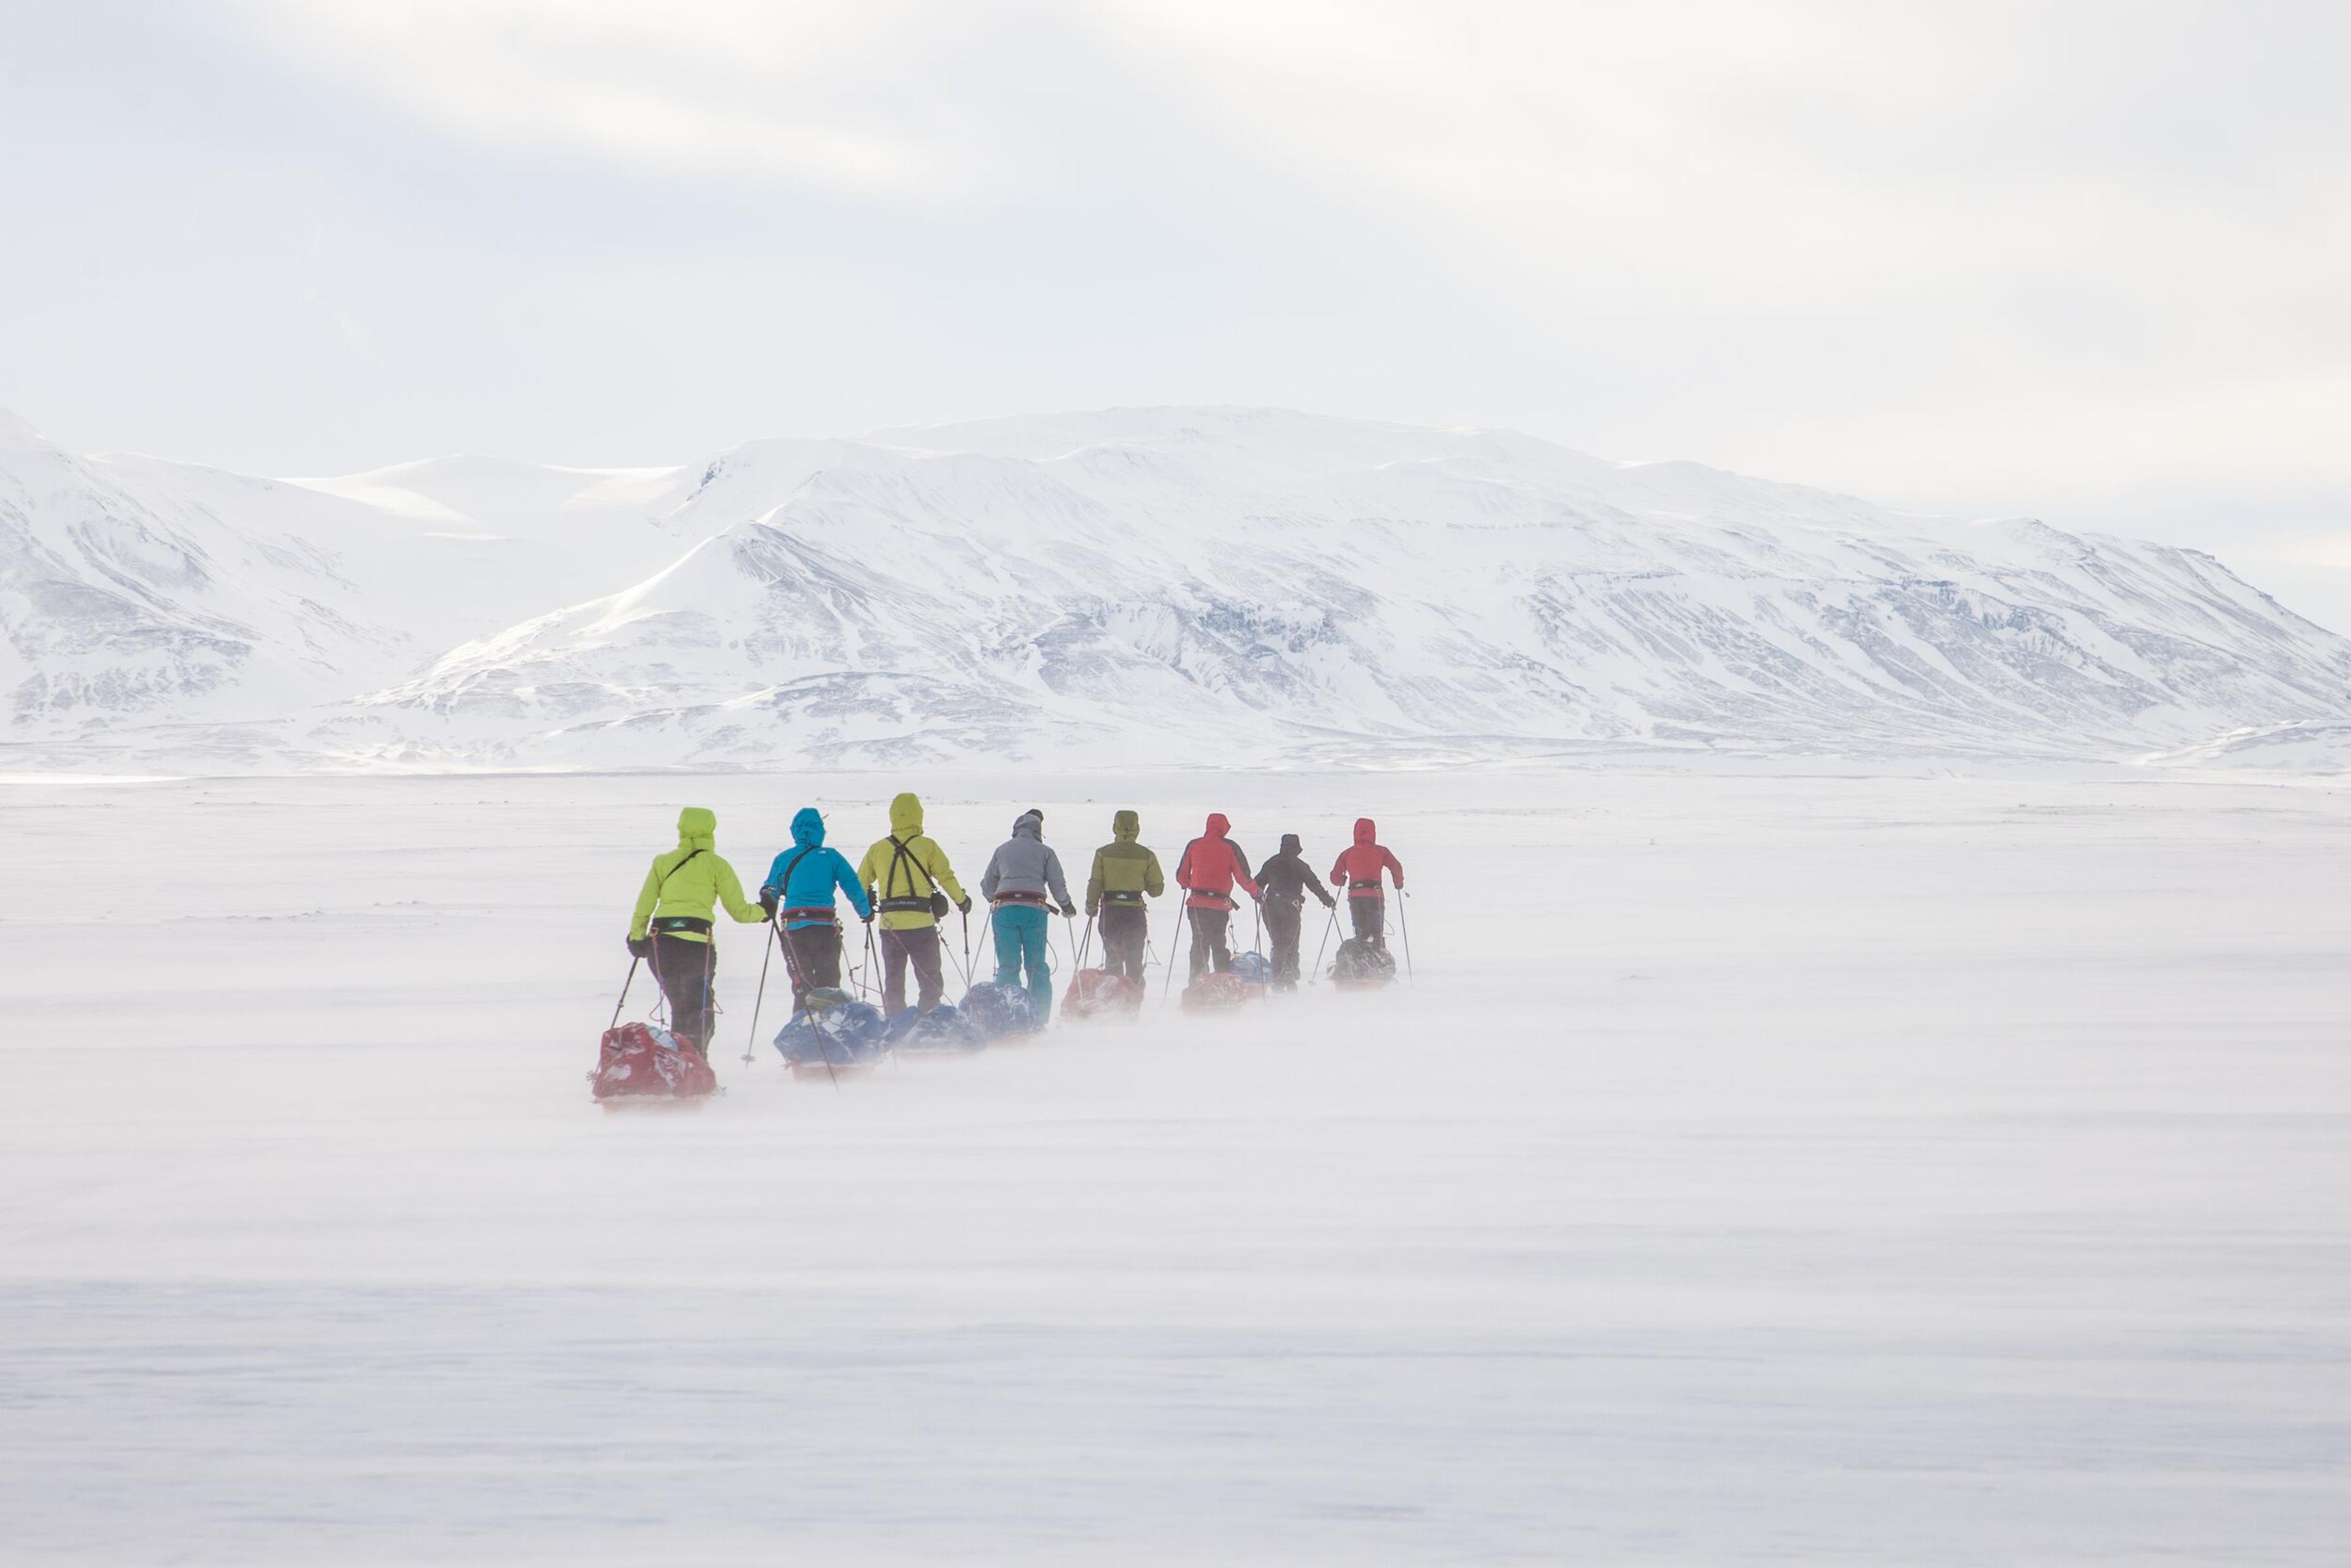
[758,892,778,920]
[861,911,875,925]
[626,936,653,960]
[1059,902,1078,918]
[956,896,972,916]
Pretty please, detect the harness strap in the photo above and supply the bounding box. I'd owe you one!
[779,907,838,925]
[883,836,937,900]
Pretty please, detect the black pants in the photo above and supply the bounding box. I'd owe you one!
[1264,896,1310,987]
[782,923,842,1010]
[1349,895,1385,950]
[880,925,944,1015]
[651,933,716,1054]
[1187,906,1233,979]
[1099,904,1148,981]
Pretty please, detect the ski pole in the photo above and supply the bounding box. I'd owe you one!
[863,921,882,1002]
[1311,900,1339,985]
[1161,907,1187,998]
[942,915,972,990]
[1398,889,1415,981]
[741,920,778,1065]
[609,956,640,1030]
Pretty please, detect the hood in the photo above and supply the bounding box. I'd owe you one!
[676,806,717,851]
[889,792,923,836]
[790,807,825,848]
[1353,817,1377,846]
[1013,809,1044,841]
[1113,809,1140,842]
[1280,833,1302,856]
[1204,812,1230,839]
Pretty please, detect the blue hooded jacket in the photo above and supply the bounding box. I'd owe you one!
[761,809,873,930]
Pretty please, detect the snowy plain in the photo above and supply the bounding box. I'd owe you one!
[4,765,2348,1564]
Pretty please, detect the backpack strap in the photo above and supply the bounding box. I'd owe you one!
[777,846,817,898]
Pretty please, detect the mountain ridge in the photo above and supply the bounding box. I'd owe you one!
[4,404,2347,773]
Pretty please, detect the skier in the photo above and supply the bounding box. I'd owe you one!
[1085,809,1164,983]
[1330,817,1405,950]
[1254,832,1335,991]
[625,806,767,1056]
[980,809,1076,1024]
[759,807,873,1011]
[1175,812,1258,979]
[854,792,970,1017]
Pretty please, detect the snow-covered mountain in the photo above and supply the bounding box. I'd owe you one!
[6,405,2347,772]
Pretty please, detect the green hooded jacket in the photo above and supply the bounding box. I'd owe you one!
[628,807,767,943]
[855,792,969,931]
[1086,809,1165,916]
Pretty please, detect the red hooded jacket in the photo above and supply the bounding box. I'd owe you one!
[1175,813,1259,909]
[1331,818,1403,899]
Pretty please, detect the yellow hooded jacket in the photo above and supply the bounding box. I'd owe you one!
[855,792,969,931]
[628,807,767,943]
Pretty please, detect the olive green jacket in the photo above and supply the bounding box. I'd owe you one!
[1086,809,1165,916]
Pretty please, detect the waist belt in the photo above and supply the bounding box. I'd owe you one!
[650,916,713,935]
[992,890,1049,908]
[1100,889,1146,905]
[877,896,934,915]
[779,907,837,926]
[1348,881,1385,896]
[1188,891,1237,909]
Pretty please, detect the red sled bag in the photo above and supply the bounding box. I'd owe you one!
[1063,967,1144,1021]
[590,1021,718,1101]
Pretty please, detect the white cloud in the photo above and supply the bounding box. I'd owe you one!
[1085,0,2351,496]
[16,0,2351,525]
[222,0,991,197]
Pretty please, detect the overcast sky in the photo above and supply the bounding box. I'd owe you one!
[5,1,2349,607]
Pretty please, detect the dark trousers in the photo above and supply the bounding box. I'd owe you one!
[651,933,716,1054]
[880,925,944,1015]
[1263,896,1308,988]
[1349,895,1385,950]
[1099,904,1148,981]
[783,923,842,1010]
[1187,906,1233,978]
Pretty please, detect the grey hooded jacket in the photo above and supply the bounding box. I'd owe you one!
[980,811,1074,909]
